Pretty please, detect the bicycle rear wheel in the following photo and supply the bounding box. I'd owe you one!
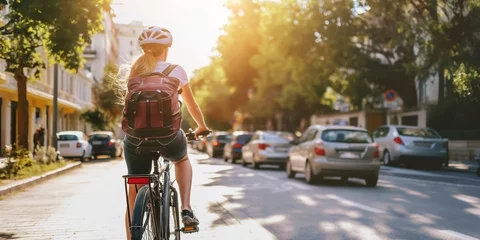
[161,173,171,239]
[131,186,158,240]
[169,187,181,240]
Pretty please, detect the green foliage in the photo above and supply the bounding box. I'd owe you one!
[82,64,122,131]
[0,146,33,179]
[189,57,234,130]
[80,109,111,131]
[0,0,111,148]
[34,146,59,165]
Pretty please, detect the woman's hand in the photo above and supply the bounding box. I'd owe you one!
[194,126,210,138]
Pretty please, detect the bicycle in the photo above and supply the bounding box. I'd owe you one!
[123,129,211,240]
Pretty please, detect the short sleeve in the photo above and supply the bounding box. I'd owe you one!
[170,65,189,88]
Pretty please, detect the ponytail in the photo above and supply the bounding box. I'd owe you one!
[128,52,158,79]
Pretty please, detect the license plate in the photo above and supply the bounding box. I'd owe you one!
[275,147,289,152]
[60,144,69,148]
[340,152,360,159]
[92,141,102,145]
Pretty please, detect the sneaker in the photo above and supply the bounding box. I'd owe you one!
[181,209,199,226]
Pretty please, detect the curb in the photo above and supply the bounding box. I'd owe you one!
[0,162,82,197]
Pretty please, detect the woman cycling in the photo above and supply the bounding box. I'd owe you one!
[119,26,209,238]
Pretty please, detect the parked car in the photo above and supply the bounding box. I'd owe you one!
[88,131,124,159]
[223,131,253,163]
[288,125,381,186]
[194,135,212,152]
[57,131,93,162]
[206,131,231,158]
[242,131,295,169]
[372,125,448,169]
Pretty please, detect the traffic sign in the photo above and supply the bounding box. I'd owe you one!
[384,89,397,102]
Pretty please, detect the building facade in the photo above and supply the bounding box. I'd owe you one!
[116,21,145,65]
[0,7,118,151]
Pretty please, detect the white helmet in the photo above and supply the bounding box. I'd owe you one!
[138,26,173,47]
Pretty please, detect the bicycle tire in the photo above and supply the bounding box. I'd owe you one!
[170,187,181,240]
[131,186,158,240]
[161,173,171,239]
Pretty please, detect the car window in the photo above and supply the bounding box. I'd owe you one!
[236,134,252,144]
[252,134,260,141]
[299,129,318,143]
[263,132,294,142]
[58,134,78,141]
[298,129,311,143]
[396,127,441,139]
[90,134,111,141]
[322,129,373,143]
[373,127,389,138]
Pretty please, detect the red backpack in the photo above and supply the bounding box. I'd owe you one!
[121,64,182,139]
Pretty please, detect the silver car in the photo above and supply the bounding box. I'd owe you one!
[372,125,448,169]
[288,125,381,186]
[242,131,295,169]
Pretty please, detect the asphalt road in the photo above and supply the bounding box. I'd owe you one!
[0,149,479,240]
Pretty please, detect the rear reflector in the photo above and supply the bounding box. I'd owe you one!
[213,141,219,147]
[393,137,404,145]
[373,144,380,158]
[127,177,149,184]
[233,143,243,148]
[314,141,325,156]
[258,143,270,150]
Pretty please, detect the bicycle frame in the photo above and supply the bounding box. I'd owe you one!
[122,154,173,233]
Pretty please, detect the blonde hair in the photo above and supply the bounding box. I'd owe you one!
[115,43,167,105]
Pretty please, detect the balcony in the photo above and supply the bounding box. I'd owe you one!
[83,46,97,59]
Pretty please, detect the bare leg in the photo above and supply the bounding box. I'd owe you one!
[173,156,192,211]
[125,184,143,240]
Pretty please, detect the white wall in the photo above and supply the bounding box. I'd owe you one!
[117,22,144,65]
[310,111,367,128]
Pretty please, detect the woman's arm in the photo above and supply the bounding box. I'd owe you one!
[181,83,209,135]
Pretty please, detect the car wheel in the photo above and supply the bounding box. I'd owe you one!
[476,167,480,177]
[252,155,260,169]
[286,160,296,179]
[80,151,86,162]
[93,155,98,160]
[365,176,378,187]
[305,161,317,185]
[224,155,228,162]
[383,151,392,166]
[241,158,248,167]
[118,148,123,158]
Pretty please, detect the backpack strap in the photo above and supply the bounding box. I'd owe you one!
[162,64,177,76]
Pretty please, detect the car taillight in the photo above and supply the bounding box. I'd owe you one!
[393,137,404,145]
[373,144,380,158]
[233,143,243,148]
[314,141,325,156]
[127,177,149,184]
[76,142,82,148]
[108,139,115,147]
[213,141,219,147]
[258,143,270,150]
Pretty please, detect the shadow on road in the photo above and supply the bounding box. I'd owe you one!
[196,157,480,240]
[0,232,18,239]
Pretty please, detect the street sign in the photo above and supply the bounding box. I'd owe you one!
[384,89,397,102]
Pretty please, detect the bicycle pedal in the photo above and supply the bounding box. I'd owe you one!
[181,225,199,233]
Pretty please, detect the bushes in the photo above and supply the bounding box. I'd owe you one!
[0,145,63,180]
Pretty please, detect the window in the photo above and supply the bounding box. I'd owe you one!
[235,134,252,144]
[396,127,441,139]
[373,127,390,138]
[263,132,294,142]
[322,129,373,144]
[299,128,318,143]
[58,134,78,141]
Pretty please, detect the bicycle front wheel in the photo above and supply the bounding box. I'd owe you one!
[131,186,158,240]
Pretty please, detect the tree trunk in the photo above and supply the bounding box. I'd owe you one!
[14,71,29,149]
[438,63,445,105]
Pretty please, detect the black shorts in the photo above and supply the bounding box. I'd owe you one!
[123,130,187,174]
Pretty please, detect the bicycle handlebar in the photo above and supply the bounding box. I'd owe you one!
[185,128,212,141]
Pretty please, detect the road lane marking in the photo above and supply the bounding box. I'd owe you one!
[382,175,480,189]
[438,230,480,240]
[257,173,279,181]
[326,194,387,214]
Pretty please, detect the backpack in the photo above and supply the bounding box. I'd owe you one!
[121,64,182,140]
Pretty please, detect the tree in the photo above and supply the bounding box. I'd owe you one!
[0,0,111,148]
[217,0,261,111]
[81,64,121,131]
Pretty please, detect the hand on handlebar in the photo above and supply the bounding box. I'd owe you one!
[186,128,211,140]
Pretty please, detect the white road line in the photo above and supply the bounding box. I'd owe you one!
[257,173,279,181]
[326,194,387,214]
[438,230,480,240]
[286,181,312,190]
[382,175,480,189]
